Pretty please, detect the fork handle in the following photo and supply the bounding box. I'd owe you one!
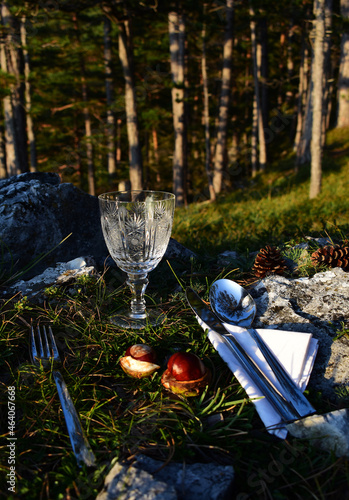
[53,370,96,467]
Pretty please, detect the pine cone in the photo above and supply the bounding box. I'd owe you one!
[311,245,349,271]
[252,246,288,278]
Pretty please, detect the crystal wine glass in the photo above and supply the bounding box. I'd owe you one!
[98,190,175,329]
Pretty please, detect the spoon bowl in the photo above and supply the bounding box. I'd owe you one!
[209,279,256,327]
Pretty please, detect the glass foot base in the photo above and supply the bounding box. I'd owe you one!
[109,308,166,329]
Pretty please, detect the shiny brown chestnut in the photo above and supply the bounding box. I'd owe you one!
[161,351,211,396]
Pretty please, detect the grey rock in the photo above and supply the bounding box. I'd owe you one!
[134,455,234,500]
[8,256,97,300]
[305,236,333,247]
[286,409,349,458]
[217,250,239,267]
[97,455,235,500]
[0,172,107,277]
[164,238,196,261]
[250,268,349,400]
[96,461,177,500]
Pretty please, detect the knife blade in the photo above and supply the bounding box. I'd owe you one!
[186,287,300,423]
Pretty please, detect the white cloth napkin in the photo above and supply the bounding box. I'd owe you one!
[196,316,318,439]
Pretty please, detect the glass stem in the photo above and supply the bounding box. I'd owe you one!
[126,273,149,319]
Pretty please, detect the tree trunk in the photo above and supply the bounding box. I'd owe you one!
[169,10,186,206]
[201,9,216,202]
[151,128,161,186]
[212,0,234,194]
[321,0,333,139]
[251,92,258,177]
[1,1,27,175]
[104,16,116,177]
[286,20,295,103]
[259,16,268,130]
[337,0,349,127]
[0,3,18,176]
[20,12,37,172]
[296,17,313,166]
[310,0,327,199]
[83,93,95,196]
[0,123,6,178]
[250,3,267,172]
[294,34,309,157]
[118,20,143,191]
[4,7,27,172]
[73,14,95,196]
[116,117,122,164]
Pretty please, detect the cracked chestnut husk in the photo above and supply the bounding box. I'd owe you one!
[161,351,211,397]
[120,344,160,378]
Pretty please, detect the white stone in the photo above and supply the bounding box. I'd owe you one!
[96,462,177,500]
[9,257,96,299]
[286,409,349,458]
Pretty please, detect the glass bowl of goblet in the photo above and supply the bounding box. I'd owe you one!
[98,190,175,329]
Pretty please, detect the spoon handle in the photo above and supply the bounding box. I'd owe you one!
[244,327,316,417]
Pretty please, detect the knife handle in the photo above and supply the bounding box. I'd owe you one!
[220,334,299,422]
[246,327,315,417]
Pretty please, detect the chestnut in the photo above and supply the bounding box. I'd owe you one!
[120,344,160,378]
[167,352,205,381]
[161,351,211,397]
[125,344,157,364]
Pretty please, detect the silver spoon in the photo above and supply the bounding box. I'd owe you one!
[209,279,315,418]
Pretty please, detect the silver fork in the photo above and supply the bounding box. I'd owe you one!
[30,325,96,467]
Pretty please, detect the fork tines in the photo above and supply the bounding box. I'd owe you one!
[31,325,59,361]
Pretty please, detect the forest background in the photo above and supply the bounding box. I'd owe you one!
[0,0,348,208]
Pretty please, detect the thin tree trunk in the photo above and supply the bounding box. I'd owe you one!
[336,0,349,127]
[0,123,6,178]
[321,0,333,140]
[0,4,18,177]
[296,17,313,166]
[278,32,286,108]
[20,12,37,172]
[83,91,95,196]
[259,16,268,130]
[286,21,295,103]
[1,1,26,175]
[310,0,326,199]
[212,0,234,194]
[4,6,27,172]
[250,3,267,172]
[104,16,116,177]
[116,117,122,164]
[201,9,216,202]
[294,34,309,156]
[73,14,95,196]
[251,93,258,177]
[297,84,312,164]
[73,119,82,189]
[169,10,186,206]
[152,128,161,186]
[118,20,143,191]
